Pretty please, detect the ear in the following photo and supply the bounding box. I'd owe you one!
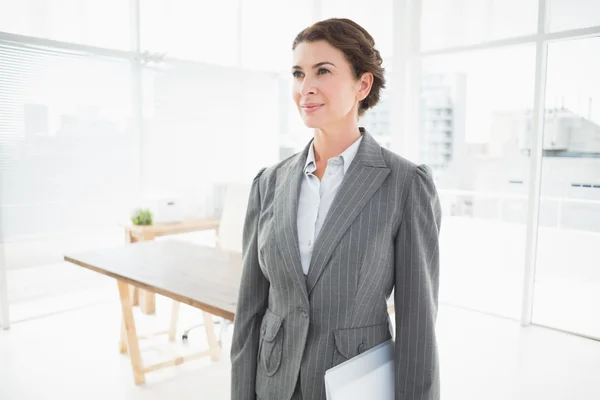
[356,72,374,101]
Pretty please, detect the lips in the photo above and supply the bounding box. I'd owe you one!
[302,103,324,113]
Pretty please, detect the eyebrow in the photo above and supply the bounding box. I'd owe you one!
[292,61,336,70]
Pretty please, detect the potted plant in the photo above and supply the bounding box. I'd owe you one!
[131,208,153,226]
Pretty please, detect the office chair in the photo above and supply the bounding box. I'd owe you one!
[179,182,252,346]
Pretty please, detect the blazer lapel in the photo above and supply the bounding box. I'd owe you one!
[274,142,311,306]
[306,130,390,295]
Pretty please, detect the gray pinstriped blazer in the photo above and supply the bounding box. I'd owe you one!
[231,129,442,400]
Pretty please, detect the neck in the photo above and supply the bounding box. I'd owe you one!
[312,122,361,163]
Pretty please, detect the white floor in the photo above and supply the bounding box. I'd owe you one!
[1,294,599,400]
[0,294,232,400]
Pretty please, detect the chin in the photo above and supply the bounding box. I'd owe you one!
[301,115,329,129]
[302,120,321,129]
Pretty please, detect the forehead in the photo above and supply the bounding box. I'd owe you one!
[292,40,347,67]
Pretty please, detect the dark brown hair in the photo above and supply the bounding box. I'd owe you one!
[292,18,386,118]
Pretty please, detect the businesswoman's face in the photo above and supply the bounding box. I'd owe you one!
[292,40,369,130]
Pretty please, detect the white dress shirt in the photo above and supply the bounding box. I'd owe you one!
[297,132,363,276]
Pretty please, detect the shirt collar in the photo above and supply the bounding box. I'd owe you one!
[304,132,363,175]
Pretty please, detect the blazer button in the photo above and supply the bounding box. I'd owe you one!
[358,343,366,354]
[298,306,308,318]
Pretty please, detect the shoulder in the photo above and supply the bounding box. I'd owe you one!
[251,152,300,196]
[380,147,436,188]
[253,151,301,183]
[380,149,441,232]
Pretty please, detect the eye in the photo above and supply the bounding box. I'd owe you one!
[292,71,304,78]
[317,68,330,75]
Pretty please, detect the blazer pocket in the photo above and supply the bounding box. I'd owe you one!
[331,322,392,367]
[258,309,284,376]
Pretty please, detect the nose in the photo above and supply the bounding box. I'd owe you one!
[300,76,317,97]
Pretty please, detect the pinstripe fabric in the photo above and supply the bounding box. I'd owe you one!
[231,129,442,400]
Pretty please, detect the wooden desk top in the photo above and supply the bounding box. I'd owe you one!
[124,218,221,238]
[64,240,241,321]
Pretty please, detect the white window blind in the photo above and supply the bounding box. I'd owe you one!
[0,41,138,241]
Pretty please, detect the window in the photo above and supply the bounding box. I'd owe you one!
[140,0,239,66]
[421,0,538,51]
[0,0,130,50]
[420,45,536,319]
[547,0,600,32]
[533,37,600,339]
[0,43,136,239]
[240,0,312,71]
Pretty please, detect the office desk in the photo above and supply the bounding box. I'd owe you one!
[123,218,221,314]
[64,240,241,384]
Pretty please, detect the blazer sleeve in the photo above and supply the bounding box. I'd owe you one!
[231,167,269,400]
[394,164,442,400]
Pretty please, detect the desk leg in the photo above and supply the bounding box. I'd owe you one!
[203,312,221,361]
[117,280,145,385]
[139,289,155,314]
[168,301,180,342]
[119,319,128,354]
[129,284,139,307]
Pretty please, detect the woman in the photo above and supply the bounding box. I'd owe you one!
[231,18,441,400]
